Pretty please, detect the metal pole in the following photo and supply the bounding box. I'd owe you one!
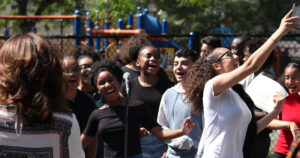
[74,10,81,47]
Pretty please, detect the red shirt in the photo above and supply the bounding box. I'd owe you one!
[274,93,300,155]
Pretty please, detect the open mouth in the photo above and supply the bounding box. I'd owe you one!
[147,62,158,70]
[149,62,157,67]
[68,79,78,83]
[106,89,115,94]
[176,72,185,77]
[288,86,297,90]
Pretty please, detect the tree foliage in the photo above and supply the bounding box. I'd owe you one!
[92,0,292,34]
[0,0,86,32]
[0,0,293,34]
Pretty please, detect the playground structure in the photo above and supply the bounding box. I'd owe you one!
[0,6,299,81]
[0,6,198,77]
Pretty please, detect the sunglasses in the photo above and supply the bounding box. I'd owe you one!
[215,51,234,62]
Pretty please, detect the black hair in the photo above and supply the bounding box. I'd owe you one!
[174,49,199,62]
[67,45,101,62]
[89,59,124,88]
[119,32,152,64]
[138,45,160,59]
[245,38,274,71]
[232,35,251,65]
[202,36,221,49]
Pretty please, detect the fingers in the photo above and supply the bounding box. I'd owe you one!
[183,117,195,128]
[286,7,295,18]
[292,130,300,140]
[286,16,300,22]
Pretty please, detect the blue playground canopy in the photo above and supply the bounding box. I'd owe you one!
[209,27,235,48]
[141,13,182,50]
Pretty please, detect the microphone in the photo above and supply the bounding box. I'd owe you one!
[123,72,131,96]
[122,72,131,158]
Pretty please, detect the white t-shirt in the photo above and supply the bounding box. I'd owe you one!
[196,79,252,158]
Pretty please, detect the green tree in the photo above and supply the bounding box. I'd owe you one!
[0,0,87,32]
[156,0,292,34]
[92,0,292,34]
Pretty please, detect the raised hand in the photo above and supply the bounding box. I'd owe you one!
[181,117,195,135]
[278,5,300,35]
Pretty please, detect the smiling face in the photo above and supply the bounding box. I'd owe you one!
[78,56,93,84]
[96,71,120,103]
[136,46,160,76]
[173,56,193,83]
[63,57,80,92]
[285,67,300,95]
[213,48,239,74]
[231,38,242,55]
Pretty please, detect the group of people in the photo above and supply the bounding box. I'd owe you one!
[0,7,299,158]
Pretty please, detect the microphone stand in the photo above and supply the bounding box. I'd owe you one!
[124,85,130,158]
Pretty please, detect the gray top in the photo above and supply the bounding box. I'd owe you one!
[158,83,203,158]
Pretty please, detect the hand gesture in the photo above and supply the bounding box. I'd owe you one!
[181,117,195,135]
[278,5,299,35]
[289,122,300,140]
[272,92,285,114]
[140,127,150,138]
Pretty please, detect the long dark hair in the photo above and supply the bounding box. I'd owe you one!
[185,49,219,113]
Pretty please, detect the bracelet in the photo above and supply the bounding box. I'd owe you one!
[286,122,291,129]
[270,37,279,43]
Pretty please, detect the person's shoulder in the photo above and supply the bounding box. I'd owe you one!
[76,89,91,98]
[52,111,74,123]
[158,76,174,86]
[76,89,96,108]
[121,66,140,78]
[163,85,177,96]
[129,77,140,86]
[88,108,110,119]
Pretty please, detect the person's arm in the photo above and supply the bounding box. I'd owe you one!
[151,117,195,140]
[157,94,169,128]
[256,92,285,133]
[81,134,95,150]
[85,134,98,158]
[268,119,300,140]
[213,9,298,95]
[157,94,194,149]
[81,110,98,150]
[254,109,267,120]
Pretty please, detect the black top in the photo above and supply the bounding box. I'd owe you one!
[120,77,173,120]
[232,84,257,158]
[83,105,158,157]
[68,89,96,133]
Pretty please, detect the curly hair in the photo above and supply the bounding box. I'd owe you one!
[0,33,69,124]
[89,59,124,89]
[67,45,101,62]
[185,49,219,113]
[119,32,152,64]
